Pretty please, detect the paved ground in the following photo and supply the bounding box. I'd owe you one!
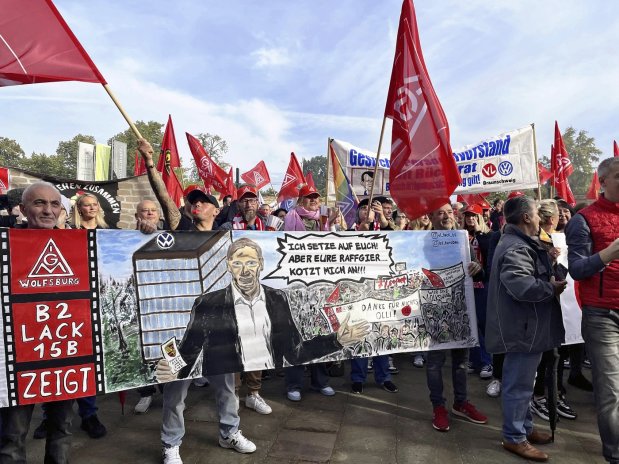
[25,354,604,463]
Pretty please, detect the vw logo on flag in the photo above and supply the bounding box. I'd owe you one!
[156,232,175,250]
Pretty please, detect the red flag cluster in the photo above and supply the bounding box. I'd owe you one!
[384,0,460,220]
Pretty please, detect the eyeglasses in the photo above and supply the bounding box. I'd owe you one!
[239,198,258,204]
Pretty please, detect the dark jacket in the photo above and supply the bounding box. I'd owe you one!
[178,284,342,377]
[485,224,565,354]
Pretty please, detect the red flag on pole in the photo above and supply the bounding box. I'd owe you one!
[551,121,575,206]
[0,0,106,86]
[586,171,601,200]
[158,116,183,207]
[219,168,237,201]
[133,150,146,176]
[185,133,228,193]
[0,167,10,193]
[277,153,306,203]
[305,172,316,190]
[537,162,552,185]
[384,0,460,219]
[240,161,270,189]
[614,140,619,157]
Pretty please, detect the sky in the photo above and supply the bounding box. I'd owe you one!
[1,0,618,185]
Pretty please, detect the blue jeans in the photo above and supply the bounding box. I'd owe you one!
[501,351,542,444]
[0,400,73,464]
[582,307,619,463]
[42,396,97,420]
[350,356,390,384]
[285,364,329,392]
[425,348,468,407]
[161,373,239,447]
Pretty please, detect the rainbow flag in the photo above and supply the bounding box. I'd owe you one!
[329,145,359,227]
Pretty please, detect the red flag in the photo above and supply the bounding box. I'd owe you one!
[240,160,270,189]
[0,167,9,193]
[384,0,460,219]
[157,116,183,207]
[0,0,106,86]
[586,171,601,200]
[219,168,237,201]
[306,172,316,190]
[552,122,575,206]
[537,162,552,185]
[277,153,306,202]
[133,150,146,176]
[186,133,228,193]
[457,193,489,208]
[614,140,619,157]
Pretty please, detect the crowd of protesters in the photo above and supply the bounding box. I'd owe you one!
[0,146,616,464]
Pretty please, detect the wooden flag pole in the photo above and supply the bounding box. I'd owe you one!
[103,84,143,140]
[325,138,333,208]
[368,117,388,206]
[531,123,542,200]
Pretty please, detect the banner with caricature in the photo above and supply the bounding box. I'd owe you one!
[0,228,477,407]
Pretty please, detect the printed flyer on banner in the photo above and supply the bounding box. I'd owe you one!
[329,139,392,199]
[453,125,539,194]
[0,228,478,407]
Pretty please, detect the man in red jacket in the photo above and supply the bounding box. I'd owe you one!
[566,157,619,464]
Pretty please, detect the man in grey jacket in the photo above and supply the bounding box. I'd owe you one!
[486,195,567,462]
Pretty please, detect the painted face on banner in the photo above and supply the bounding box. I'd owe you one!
[227,246,263,297]
[20,185,62,229]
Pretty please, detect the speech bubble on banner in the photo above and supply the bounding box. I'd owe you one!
[264,233,394,285]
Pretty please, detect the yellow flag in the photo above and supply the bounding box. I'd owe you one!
[95,144,111,181]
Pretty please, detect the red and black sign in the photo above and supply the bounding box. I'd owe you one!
[3,229,103,406]
[481,163,497,178]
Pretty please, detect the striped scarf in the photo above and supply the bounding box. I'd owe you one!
[232,214,265,230]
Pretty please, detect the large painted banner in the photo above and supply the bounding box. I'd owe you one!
[453,125,538,194]
[0,228,477,407]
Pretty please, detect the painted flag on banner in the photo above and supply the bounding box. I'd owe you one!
[538,162,552,185]
[94,144,110,181]
[329,144,359,226]
[552,121,575,206]
[0,167,9,193]
[159,117,183,207]
[277,153,306,202]
[240,161,270,189]
[0,0,106,86]
[384,0,460,220]
[586,171,601,200]
[614,140,618,157]
[422,268,445,288]
[134,150,146,176]
[186,133,228,193]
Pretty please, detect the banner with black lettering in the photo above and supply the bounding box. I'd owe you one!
[0,228,478,406]
[453,125,538,194]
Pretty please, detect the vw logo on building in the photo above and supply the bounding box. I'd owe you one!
[156,232,175,250]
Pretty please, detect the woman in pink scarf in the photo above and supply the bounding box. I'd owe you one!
[283,184,338,402]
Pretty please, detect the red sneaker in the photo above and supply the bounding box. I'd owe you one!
[432,405,450,431]
[452,401,488,424]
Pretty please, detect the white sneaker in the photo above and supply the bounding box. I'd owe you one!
[486,379,501,398]
[413,354,425,368]
[245,394,272,415]
[480,365,493,379]
[134,395,152,414]
[219,430,257,453]
[162,445,183,464]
